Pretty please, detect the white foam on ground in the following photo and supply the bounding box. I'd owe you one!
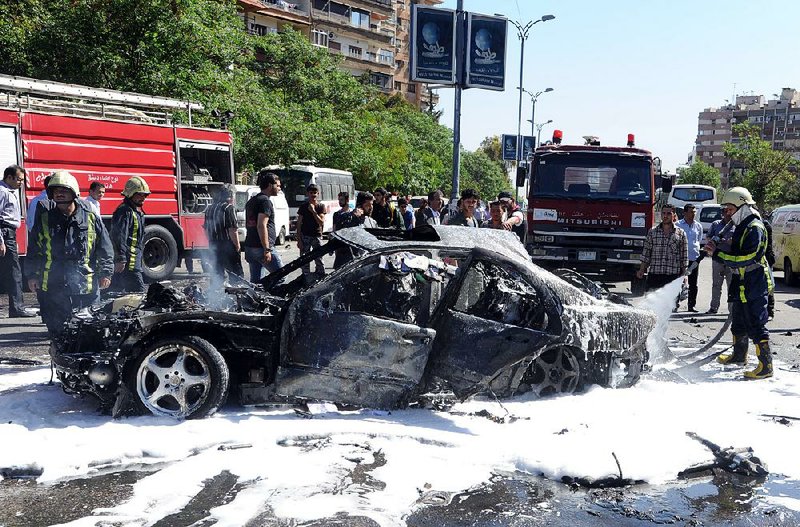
[2,357,800,525]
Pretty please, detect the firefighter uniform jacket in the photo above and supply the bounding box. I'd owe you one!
[712,213,772,304]
[27,201,114,295]
[111,198,146,272]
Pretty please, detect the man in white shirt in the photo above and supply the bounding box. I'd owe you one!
[26,175,52,232]
[677,204,704,312]
[84,182,105,216]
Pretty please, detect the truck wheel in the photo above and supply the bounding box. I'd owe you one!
[631,275,647,297]
[276,227,286,246]
[785,258,799,286]
[143,224,178,282]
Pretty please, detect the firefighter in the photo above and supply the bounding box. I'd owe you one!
[111,176,149,293]
[26,170,113,336]
[705,187,773,379]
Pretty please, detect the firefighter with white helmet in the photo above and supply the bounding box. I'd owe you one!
[110,176,150,292]
[704,186,774,379]
[26,170,114,336]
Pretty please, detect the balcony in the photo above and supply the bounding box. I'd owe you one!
[241,0,311,25]
[311,8,394,44]
[327,45,394,73]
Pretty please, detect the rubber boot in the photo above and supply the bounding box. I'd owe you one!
[718,335,749,365]
[744,340,773,380]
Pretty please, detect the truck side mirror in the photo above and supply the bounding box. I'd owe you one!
[516,165,528,188]
[661,175,672,194]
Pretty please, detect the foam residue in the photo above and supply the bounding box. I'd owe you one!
[635,277,684,364]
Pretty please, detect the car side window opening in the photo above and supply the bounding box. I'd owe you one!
[454,260,548,331]
[334,251,455,325]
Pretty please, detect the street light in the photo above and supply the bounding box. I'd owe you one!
[536,119,553,146]
[509,14,555,200]
[522,87,553,141]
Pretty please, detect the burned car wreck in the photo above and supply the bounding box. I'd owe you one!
[51,226,657,419]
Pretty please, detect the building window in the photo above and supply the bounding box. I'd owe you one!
[407,84,416,94]
[351,8,369,29]
[312,29,329,48]
[329,41,341,51]
[366,51,377,62]
[394,81,402,90]
[249,23,272,36]
[349,45,362,58]
[378,49,394,65]
[369,73,391,90]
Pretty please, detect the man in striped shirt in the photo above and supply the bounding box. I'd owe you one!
[637,204,688,292]
[204,184,242,282]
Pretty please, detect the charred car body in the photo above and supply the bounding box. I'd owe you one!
[51,226,657,419]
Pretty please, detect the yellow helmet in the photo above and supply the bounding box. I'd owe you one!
[121,176,151,198]
[46,170,80,200]
[721,187,755,207]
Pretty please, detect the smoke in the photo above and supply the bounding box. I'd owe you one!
[635,277,684,364]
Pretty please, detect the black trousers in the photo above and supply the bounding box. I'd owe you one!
[110,270,145,293]
[38,289,98,337]
[0,226,26,316]
[208,241,244,281]
[686,260,699,309]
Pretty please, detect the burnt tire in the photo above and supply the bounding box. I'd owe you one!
[785,258,799,287]
[127,336,229,419]
[521,346,582,397]
[142,224,178,282]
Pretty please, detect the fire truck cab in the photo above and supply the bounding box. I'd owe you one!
[0,74,235,281]
[525,131,667,295]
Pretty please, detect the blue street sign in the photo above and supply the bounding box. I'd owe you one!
[521,136,535,159]
[410,6,457,84]
[501,134,517,161]
[465,13,507,90]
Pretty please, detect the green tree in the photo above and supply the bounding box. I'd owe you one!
[676,161,721,192]
[724,123,798,210]
[459,149,511,202]
[478,135,503,163]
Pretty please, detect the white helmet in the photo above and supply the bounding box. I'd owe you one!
[721,187,755,208]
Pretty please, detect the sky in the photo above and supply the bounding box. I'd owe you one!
[436,0,800,172]
[2,282,800,525]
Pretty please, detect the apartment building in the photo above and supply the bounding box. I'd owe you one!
[237,0,439,109]
[694,89,800,184]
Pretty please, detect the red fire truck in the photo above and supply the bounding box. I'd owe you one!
[0,75,234,280]
[525,131,666,295]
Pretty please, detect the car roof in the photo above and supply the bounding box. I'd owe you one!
[331,225,530,262]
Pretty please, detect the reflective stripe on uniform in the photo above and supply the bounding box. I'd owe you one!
[85,214,96,293]
[128,212,139,271]
[41,213,52,292]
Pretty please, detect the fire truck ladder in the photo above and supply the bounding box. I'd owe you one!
[0,74,203,126]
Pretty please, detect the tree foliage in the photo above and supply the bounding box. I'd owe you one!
[724,123,799,210]
[459,149,511,202]
[0,0,454,195]
[676,161,721,192]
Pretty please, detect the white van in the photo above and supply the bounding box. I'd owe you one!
[771,203,800,286]
[234,184,290,246]
[668,184,717,217]
[697,203,722,242]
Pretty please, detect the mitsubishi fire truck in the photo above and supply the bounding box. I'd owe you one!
[525,130,668,295]
[0,75,235,281]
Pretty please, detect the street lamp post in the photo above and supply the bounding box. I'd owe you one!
[509,14,555,202]
[536,119,553,146]
[523,87,554,144]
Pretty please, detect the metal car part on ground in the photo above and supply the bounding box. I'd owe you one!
[50,226,657,419]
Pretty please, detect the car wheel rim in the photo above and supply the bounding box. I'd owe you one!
[136,344,212,418]
[144,238,168,272]
[524,347,580,397]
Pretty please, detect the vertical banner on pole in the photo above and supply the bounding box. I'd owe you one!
[410,6,457,84]
[501,134,518,161]
[521,136,535,160]
[465,13,508,90]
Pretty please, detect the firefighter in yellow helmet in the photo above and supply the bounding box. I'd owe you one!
[110,176,150,292]
[704,187,774,380]
[26,170,114,336]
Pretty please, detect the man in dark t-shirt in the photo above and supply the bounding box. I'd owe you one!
[243,170,283,282]
[296,183,326,277]
[370,187,403,229]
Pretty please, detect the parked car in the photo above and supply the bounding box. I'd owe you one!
[772,203,800,286]
[50,226,657,419]
[697,203,722,242]
[234,185,290,245]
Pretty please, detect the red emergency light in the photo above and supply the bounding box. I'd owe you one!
[627,133,635,147]
[552,129,563,144]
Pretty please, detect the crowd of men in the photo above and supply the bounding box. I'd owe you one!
[637,188,775,380]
